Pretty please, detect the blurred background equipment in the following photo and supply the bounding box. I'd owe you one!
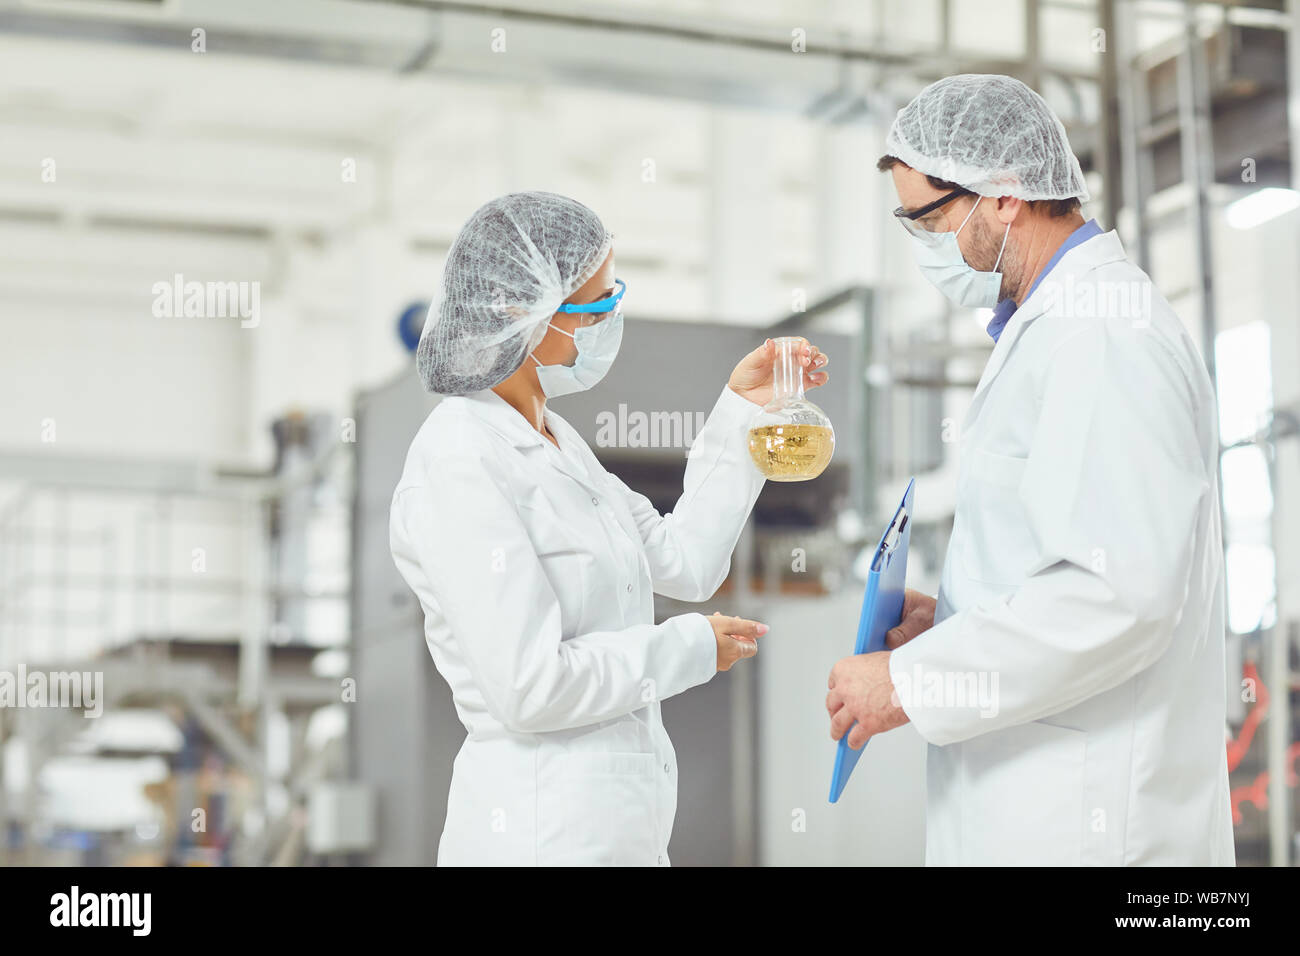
[0,0,1296,866]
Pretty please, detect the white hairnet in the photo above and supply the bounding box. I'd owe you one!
[885,74,1090,203]
[416,191,614,395]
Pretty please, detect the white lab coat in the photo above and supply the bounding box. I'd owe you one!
[390,384,764,866]
[890,230,1235,865]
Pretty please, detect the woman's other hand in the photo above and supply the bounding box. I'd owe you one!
[710,612,768,671]
[728,337,829,406]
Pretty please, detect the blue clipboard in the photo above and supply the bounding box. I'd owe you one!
[829,477,915,804]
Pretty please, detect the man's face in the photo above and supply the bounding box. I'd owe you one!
[889,164,1019,301]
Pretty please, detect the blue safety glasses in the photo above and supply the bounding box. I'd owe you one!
[557,278,625,315]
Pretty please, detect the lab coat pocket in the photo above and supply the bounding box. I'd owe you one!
[968,447,1028,490]
[536,750,659,866]
[958,449,1035,587]
[959,719,1087,865]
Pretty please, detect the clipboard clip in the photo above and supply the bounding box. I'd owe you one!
[873,509,909,572]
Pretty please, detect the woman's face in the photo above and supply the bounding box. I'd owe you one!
[530,250,617,369]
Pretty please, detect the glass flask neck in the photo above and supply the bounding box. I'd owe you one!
[772,337,806,402]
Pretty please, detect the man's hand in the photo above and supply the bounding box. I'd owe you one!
[826,651,909,749]
[885,589,937,649]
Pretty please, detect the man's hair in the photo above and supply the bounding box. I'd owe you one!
[876,154,1080,218]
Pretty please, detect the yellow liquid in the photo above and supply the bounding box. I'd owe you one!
[747,424,835,481]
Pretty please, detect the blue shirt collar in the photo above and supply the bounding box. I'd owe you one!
[986,218,1104,342]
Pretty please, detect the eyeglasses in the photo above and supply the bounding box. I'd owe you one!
[893,189,972,238]
[557,278,626,317]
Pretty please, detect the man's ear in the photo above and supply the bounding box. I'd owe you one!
[994,196,1023,225]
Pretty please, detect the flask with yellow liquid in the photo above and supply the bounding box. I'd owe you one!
[746,336,835,481]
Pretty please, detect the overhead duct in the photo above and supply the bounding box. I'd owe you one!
[0,0,1097,123]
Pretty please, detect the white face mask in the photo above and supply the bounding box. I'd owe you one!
[909,196,1011,309]
[529,310,624,398]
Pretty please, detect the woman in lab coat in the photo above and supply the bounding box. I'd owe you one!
[389,192,828,866]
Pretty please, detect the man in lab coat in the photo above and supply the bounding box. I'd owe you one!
[825,74,1235,865]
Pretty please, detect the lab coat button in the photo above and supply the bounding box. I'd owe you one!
[663,762,671,774]
[626,583,633,593]
[658,855,665,865]
[591,496,598,505]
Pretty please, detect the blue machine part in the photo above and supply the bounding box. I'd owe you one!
[397,301,429,354]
